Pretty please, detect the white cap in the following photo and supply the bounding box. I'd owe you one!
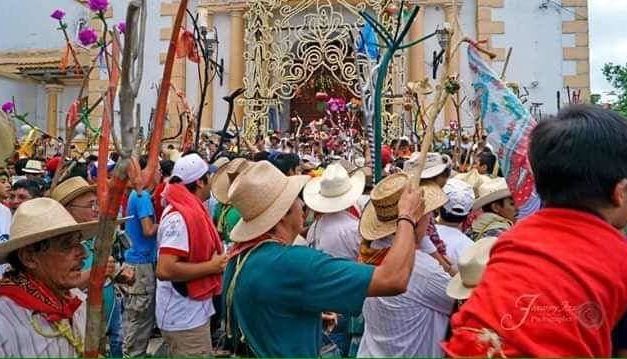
[443,178,475,216]
[172,153,209,184]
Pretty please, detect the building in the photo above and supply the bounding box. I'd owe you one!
[0,0,590,145]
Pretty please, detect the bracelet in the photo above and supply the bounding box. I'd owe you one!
[396,215,416,229]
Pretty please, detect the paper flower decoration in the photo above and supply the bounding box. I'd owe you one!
[78,28,98,47]
[50,9,66,21]
[88,0,109,12]
[117,22,126,34]
[1,101,15,114]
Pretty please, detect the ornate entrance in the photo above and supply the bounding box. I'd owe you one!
[241,0,406,141]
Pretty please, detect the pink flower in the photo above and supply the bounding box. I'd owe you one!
[117,22,126,34]
[78,28,98,47]
[50,9,66,21]
[2,101,15,114]
[88,0,109,12]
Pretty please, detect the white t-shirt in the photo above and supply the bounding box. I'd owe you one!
[0,204,11,276]
[358,251,454,357]
[306,211,361,260]
[436,224,474,268]
[156,206,215,331]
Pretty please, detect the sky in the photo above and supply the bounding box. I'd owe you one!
[589,0,627,95]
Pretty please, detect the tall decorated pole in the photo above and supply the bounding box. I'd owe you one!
[359,2,436,182]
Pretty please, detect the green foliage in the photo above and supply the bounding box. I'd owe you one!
[602,62,627,116]
[590,93,601,105]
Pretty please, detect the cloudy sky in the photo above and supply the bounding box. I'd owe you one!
[589,0,627,95]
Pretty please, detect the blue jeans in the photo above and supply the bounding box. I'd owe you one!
[107,291,124,357]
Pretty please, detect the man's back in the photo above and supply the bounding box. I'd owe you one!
[125,190,156,264]
[358,251,453,357]
[444,208,627,357]
[224,242,373,357]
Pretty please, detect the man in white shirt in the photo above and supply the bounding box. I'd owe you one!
[155,153,228,356]
[0,170,12,276]
[437,179,475,268]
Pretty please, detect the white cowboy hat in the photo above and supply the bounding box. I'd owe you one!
[359,173,448,241]
[403,152,450,179]
[303,162,365,214]
[0,198,100,263]
[446,236,498,300]
[473,177,511,210]
[228,161,310,242]
[50,176,97,205]
[22,160,45,174]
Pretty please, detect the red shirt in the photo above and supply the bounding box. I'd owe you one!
[443,208,627,357]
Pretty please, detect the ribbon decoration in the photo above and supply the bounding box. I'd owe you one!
[176,29,200,63]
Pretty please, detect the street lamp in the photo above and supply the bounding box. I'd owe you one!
[199,23,224,85]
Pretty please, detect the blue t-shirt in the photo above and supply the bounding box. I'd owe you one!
[223,242,374,357]
[124,190,157,264]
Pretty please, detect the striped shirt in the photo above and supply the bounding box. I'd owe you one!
[0,290,86,357]
[357,251,454,357]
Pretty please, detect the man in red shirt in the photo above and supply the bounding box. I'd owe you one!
[443,105,627,357]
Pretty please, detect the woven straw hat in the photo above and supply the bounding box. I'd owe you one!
[212,158,251,204]
[359,173,448,241]
[303,162,365,214]
[473,177,511,210]
[228,161,310,242]
[23,160,45,174]
[447,236,498,299]
[50,176,97,205]
[0,198,100,263]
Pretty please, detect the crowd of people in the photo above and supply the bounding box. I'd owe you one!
[0,104,625,357]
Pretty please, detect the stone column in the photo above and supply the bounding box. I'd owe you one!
[45,84,64,137]
[229,8,245,124]
[443,4,461,127]
[199,7,215,131]
[408,8,425,83]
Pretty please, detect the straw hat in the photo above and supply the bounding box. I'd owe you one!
[212,158,251,204]
[473,177,511,210]
[0,198,100,263]
[228,161,310,243]
[446,236,498,300]
[212,157,230,169]
[403,152,450,179]
[303,162,365,214]
[22,160,45,174]
[454,169,490,198]
[50,176,97,205]
[359,173,448,241]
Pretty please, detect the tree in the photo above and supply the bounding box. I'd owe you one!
[602,62,627,116]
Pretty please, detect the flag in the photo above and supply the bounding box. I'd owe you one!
[467,44,541,218]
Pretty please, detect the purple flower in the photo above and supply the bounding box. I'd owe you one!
[88,0,109,12]
[117,22,126,34]
[2,102,15,114]
[78,28,98,47]
[50,9,66,21]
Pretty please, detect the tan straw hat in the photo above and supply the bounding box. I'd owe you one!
[303,162,365,214]
[473,177,511,210]
[22,160,45,174]
[454,169,490,198]
[446,236,498,300]
[228,161,310,242]
[0,198,100,263]
[359,172,448,241]
[212,158,251,204]
[50,176,97,205]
